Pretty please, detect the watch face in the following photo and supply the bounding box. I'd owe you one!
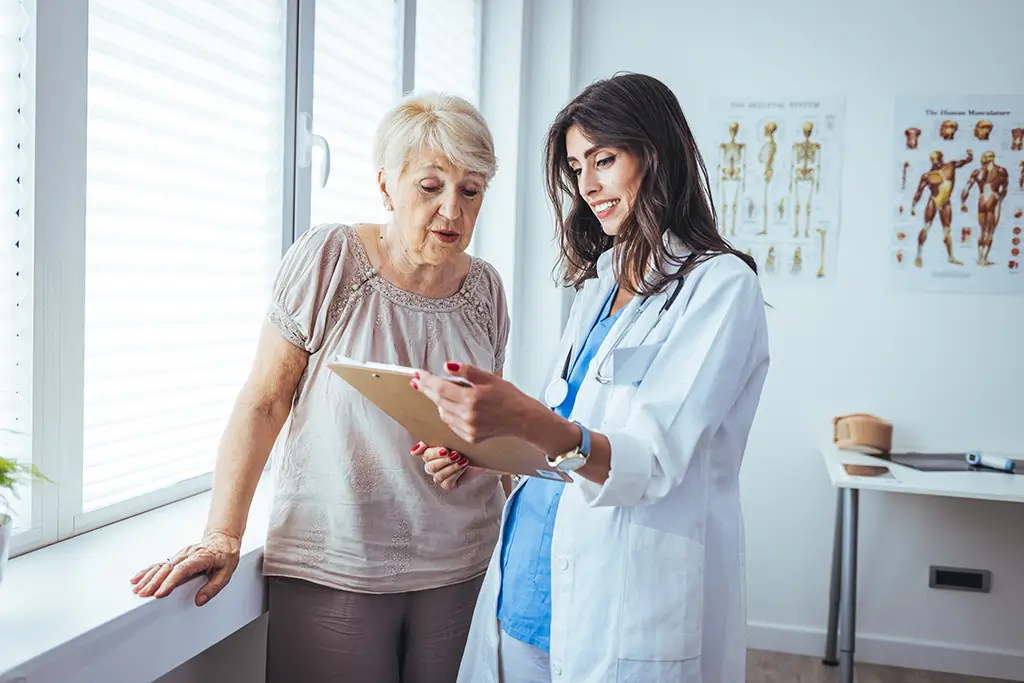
[556,454,587,472]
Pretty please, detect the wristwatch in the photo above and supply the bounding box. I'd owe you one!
[546,421,591,473]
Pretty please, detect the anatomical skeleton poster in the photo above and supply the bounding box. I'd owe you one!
[709,98,846,283]
[891,96,1024,294]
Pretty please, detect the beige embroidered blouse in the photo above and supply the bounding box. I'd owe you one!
[261,223,510,594]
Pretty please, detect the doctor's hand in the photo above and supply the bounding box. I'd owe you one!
[411,442,479,491]
[411,362,534,444]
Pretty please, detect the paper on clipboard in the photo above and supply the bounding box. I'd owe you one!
[326,357,570,481]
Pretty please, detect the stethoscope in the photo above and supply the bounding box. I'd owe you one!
[543,276,685,409]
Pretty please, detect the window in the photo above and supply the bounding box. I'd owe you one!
[301,0,484,235]
[0,0,33,533]
[307,0,400,230]
[11,0,486,556]
[414,0,482,105]
[79,0,289,522]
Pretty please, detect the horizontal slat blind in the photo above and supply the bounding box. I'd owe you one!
[309,0,399,229]
[82,0,287,513]
[414,0,480,105]
[0,0,32,531]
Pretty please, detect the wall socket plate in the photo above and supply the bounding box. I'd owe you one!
[929,565,991,593]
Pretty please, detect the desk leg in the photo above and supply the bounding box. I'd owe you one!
[839,487,859,683]
[823,490,843,666]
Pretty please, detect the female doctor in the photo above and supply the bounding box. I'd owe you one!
[412,73,770,683]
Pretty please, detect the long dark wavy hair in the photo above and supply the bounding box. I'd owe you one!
[545,72,757,295]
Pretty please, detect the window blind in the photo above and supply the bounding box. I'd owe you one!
[414,0,481,105]
[0,0,32,530]
[82,0,287,513]
[308,0,399,229]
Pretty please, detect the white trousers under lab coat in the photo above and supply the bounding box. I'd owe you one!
[499,623,551,683]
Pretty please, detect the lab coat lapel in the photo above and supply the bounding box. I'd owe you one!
[569,234,692,421]
[566,267,640,422]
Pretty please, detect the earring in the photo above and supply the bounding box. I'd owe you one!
[384,202,393,211]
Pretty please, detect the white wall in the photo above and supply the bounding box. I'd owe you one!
[512,0,1023,679]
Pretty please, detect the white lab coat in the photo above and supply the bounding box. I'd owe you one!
[457,238,771,683]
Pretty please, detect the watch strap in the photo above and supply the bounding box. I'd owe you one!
[573,420,591,457]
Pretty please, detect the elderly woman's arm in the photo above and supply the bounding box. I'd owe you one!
[204,323,308,538]
[131,322,308,605]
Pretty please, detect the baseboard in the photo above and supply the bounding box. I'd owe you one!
[747,621,1024,681]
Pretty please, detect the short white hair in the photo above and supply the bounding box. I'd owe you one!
[374,91,497,184]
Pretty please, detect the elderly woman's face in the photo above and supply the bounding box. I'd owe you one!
[385,153,485,264]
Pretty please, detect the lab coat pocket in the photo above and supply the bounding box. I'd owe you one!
[610,342,663,387]
[617,523,703,661]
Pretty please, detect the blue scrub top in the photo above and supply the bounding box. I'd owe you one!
[496,285,623,652]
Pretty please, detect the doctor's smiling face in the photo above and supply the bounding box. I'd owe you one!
[566,125,642,236]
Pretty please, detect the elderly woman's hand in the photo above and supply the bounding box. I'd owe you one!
[130,530,241,606]
[411,442,478,490]
[411,362,533,444]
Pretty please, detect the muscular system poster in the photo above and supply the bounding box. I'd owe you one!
[891,96,1024,293]
[708,98,846,284]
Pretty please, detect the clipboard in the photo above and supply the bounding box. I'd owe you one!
[326,357,571,482]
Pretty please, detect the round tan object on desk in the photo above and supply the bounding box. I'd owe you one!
[832,413,893,455]
[842,463,891,477]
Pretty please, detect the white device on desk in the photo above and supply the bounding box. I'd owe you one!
[966,451,1016,473]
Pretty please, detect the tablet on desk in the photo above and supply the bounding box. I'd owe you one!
[326,357,570,482]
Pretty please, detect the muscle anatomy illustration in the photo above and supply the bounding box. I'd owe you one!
[1011,128,1023,151]
[902,161,909,190]
[756,121,778,235]
[939,120,958,141]
[905,127,921,150]
[910,149,974,267]
[716,122,746,236]
[973,120,993,141]
[789,121,821,237]
[961,151,1009,266]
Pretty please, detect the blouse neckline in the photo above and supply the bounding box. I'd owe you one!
[345,224,484,312]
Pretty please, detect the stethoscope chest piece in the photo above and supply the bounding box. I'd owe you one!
[544,378,569,408]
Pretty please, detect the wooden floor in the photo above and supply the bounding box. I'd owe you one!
[746,650,1016,683]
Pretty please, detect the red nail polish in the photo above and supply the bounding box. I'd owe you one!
[439,448,448,456]
[449,453,459,461]
[459,457,469,466]
[413,372,420,379]
[445,362,461,372]
[411,380,419,390]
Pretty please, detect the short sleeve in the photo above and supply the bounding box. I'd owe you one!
[478,261,511,374]
[266,223,350,354]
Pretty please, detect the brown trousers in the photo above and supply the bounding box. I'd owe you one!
[266,574,484,683]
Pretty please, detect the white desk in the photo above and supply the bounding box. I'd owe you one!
[818,444,1024,683]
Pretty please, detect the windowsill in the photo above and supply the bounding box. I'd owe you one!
[0,478,273,683]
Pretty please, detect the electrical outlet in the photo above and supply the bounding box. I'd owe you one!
[929,565,991,593]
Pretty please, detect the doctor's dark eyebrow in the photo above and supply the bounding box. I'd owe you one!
[566,146,600,164]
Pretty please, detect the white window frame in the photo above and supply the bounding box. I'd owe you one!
[14,0,483,558]
[12,0,302,557]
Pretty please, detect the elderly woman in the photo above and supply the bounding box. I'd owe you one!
[129,92,510,683]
